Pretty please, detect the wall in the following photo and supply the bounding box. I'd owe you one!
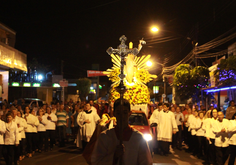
[0,71,9,100]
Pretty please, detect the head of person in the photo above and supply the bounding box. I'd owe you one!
[13,99,18,105]
[218,111,224,122]
[194,110,199,117]
[6,112,13,123]
[187,108,192,114]
[85,102,91,111]
[38,109,44,116]
[195,105,199,110]
[42,104,47,110]
[17,105,22,110]
[25,106,31,114]
[114,99,130,129]
[51,104,55,109]
[171,107,175,113]
[185,104,189,109]
[163,103,169,112]
[158,103,163,111]
[209,106,214,110]
[11,107,18,118]
[199,111,204,119]
[65,106,70,112]
[176,107,181,113]
[17,111,22,117]
[89,100,94,106]
[211,109,218,119]
[60,104,64,111]
[230,100,235,107]
[46,106,51,114]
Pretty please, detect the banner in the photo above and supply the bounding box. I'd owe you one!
[87,70,106,77]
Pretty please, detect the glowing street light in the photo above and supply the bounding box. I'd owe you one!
[146,61,152,67]
[151,26,159,33]
[38,74,43,81]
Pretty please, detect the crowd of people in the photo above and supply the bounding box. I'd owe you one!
[0,97,236,165]
[0,98,111,165]
[149,101,236,165]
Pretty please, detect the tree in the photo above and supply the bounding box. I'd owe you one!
[214,55,236,86]
[173,64,209,103]
[76,78,91,101]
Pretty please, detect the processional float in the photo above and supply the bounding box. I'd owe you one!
[105,35,157,164]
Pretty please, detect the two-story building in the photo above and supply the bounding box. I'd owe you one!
[0,22,27,101]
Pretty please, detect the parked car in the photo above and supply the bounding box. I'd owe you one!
[17,98,44,107]
[129,110,154,154]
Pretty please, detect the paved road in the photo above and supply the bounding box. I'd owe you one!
[0,144,206,165]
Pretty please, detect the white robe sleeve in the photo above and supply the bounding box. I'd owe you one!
[149,110,158,125]
[0,121,6,134]
[228,120,236,132]
[34,116,40,127]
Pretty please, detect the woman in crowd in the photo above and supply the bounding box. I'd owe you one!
[193,111,205,159]
[189,109,198,155]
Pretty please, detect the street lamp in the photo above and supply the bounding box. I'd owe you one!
[151,26,159,33]
[146,61,153,67]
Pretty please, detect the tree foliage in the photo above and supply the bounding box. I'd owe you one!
[76,78,91,100]
[173,64,209,102]
[214,56,236,86]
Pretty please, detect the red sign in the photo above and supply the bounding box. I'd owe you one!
[87,70,106,77]
[59,79,68,87]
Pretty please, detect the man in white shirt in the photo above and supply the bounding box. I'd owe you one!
[213,111,230,165]
[174,107,184,150]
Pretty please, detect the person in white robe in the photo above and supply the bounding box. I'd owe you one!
[157,103,178,155]
[78,102,100,150]
[91,98,152,165]
[0,117,6,159]
[16,111,27,160]
[189,110,199,155]
[202,110,212,164]
[228,112,236,165]
[211,111,230,165]
[205,109,218,165]
[192,111,205,158]
[3,112,19,165]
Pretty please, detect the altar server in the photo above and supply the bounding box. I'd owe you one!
[78,102,100,150]
[156,103,178,155]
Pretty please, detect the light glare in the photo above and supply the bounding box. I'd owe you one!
[146,61,152,67]
[151,27,159,32]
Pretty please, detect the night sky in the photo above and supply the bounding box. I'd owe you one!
[1,0,236,79]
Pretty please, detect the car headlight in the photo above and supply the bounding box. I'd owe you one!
[143,134,152,141]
